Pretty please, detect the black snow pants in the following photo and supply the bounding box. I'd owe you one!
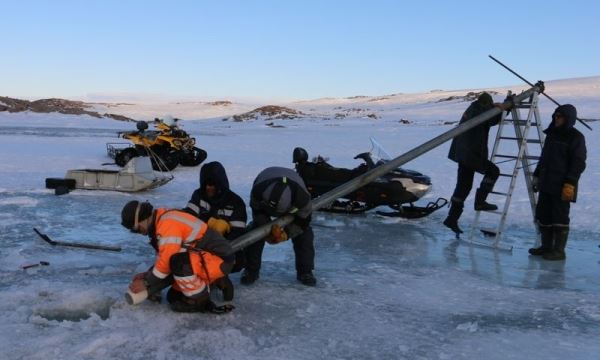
[451,160,500,203]
[535,191,570,228]
[244,214,315,275]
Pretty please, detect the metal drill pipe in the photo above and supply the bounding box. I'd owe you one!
[230,86,542,252]
[489,55,592,131]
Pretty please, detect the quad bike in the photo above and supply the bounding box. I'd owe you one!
[293,138,447,218]
[107,118,207,171]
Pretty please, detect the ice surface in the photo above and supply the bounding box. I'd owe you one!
[1,80,599,359]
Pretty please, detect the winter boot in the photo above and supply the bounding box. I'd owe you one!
[240,269,259,285]
[528,226,554,256]
[168,291,211,313]
[474,188,498,211]
[543,228,568,261]
[297,271,317,286]
[443,201,464,235]
[215,276,234,302]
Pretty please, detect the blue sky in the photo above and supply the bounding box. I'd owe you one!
[1,0,598,100]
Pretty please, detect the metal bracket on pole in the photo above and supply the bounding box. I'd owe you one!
[230,85,544,253]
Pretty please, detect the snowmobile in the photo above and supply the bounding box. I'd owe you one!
[293,138,447,218]
[107,118,207,171]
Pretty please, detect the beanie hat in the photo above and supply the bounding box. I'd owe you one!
[121,200,153,230]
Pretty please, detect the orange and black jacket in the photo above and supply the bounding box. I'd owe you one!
[144,208,233,286]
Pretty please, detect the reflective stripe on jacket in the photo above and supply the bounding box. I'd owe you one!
[152,208,208,279]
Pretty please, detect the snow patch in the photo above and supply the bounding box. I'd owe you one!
[0,196,39,207]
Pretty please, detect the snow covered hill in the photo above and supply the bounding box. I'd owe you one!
[1,77,599,360]
[4,76,599,124]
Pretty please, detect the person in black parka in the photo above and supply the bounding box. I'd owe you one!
[184,161,248,273]
[444,92,509,235]
[529,104,587,260]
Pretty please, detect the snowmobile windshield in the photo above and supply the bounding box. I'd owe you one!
[369,137,392,164]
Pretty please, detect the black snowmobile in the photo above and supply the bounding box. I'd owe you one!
[293,139,446,218]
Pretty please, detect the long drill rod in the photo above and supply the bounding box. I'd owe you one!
[230,85,543,252]
[489,55,592,131]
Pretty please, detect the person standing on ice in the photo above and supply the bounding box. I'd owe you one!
[184,161,248,273]
[528,104,586,260]
[241,167,316,286]
[122,200,235,313]
[444,92,510,235]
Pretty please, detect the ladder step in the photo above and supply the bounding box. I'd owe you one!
[504,119,539,126]
[499,137,542,144]
[498,173,513,178]
[490,191,509,196]
[495,154,540,160]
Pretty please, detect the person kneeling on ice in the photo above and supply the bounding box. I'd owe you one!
[444,92,511,235]
[183,161,247,273]
[121,200,235,313]
[529,104,586,261]
[241,167,316,286]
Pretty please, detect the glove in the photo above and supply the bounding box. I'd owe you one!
[129,273,147,293]
[561,183,575,202]
[207,217,231,235]
[531,176,539,193]
[266,224,288,244]
[132,272,145,281]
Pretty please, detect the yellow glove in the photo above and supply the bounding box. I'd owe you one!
[266,224,288,244]
[207,217,231,235]
[561,183,575,202]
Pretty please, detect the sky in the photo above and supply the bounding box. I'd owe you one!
[1,0,598,101]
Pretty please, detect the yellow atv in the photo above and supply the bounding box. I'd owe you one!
[108,119,207,171]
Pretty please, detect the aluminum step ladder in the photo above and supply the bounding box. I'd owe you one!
[467,90,545,250]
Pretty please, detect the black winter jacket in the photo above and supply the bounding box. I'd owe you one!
[448,100,501,171]
[250,167,313,230]
[184,162,247,240]
[533,104,587,202]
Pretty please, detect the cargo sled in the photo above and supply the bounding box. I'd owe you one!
[46,157,172,194]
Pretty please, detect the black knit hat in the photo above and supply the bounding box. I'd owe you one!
[121,200,153,230]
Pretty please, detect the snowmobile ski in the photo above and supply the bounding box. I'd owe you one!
[376,197,448,219]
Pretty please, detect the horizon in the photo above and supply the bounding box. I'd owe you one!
[3,74,598,105]
[1,1,599,100]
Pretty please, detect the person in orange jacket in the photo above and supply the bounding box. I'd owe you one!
[122,200,235,313]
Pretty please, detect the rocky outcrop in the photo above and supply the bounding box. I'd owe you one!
[436,90,499,103]
[231,105,304,122]
[0,96,134,121]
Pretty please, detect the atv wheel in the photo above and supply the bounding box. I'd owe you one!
[151,150,179,172]
[115,148,139,167]
[179,147,207,167]
[45,178,76,190]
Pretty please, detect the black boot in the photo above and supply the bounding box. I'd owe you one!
[474,188,498,211]
[215,276,234,301]
[543,228,568,261]
[528,226,553,256]
[297,271,317,286]
[443,201,464,235]
[240,269,259,285]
